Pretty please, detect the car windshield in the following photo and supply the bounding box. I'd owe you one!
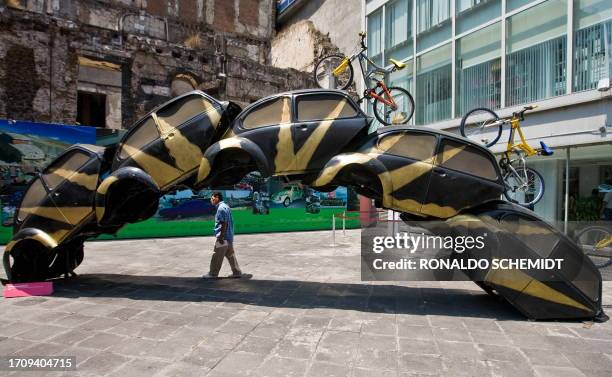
[17,178,46,222]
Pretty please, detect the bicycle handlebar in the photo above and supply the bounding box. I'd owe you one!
[513,105,538,121]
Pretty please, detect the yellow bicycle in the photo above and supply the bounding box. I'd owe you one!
[460,106,554,206]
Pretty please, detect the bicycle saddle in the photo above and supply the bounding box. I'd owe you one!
[389,58,406,70]
[540,141,554,156]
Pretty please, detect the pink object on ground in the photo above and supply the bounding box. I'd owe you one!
[3,282,53,298]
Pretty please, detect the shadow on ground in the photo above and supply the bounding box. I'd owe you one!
[50,273,529,321]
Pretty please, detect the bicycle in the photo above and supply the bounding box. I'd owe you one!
[313,32,415,126]
[460,106,554,207]
[575,225,612,268]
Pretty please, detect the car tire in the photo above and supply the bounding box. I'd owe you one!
[283,197,291,207]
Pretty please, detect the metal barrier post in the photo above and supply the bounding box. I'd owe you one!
[342,211,346,236]
[332,214,336,247]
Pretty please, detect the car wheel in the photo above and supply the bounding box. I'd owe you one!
[283,197,291,207]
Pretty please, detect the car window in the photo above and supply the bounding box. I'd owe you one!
[155,95,216,134]
[296,94,358,121]
[18,179,46,222]
[119,118,159,159]
[377,132,437,162]
[438,139,498,180]
[42,151,91,191]
[242,97,291,129]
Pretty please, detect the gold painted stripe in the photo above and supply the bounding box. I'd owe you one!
[120,144,182,189]
[196,157,212,183]
[47,168,98,190]
[5,232,58,253]
[386,161,433,191]
[485,267,591,312]
[274,124,296,172]
[18,207,71,224]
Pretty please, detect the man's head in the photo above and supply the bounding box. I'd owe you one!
[210,191,223,206]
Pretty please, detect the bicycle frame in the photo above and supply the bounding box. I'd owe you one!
[506,118,538,157]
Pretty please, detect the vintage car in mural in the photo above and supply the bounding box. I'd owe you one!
[194,89,370,188]
[312,126,505,219]
[272,184,303,207]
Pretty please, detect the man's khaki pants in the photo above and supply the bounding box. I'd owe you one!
[209,240,241,276]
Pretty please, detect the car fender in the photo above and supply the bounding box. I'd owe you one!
[196,137,272,183]
[3,228,56,281]
[312,152,393,204]
[95,167,161,223]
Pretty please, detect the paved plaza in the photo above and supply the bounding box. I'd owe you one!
[1,229,612,376]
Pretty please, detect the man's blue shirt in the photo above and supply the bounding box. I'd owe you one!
[214,201,234,242]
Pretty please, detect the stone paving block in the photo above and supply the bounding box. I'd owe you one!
[486,360,536,377]
[212,351,266,375]
[63,346,101,367]
[468,330,511,346]
[200,331,245,350]
[520,347,573,367]
[353,368,398,377]
[15,324,69,342]
[533,366,586,377]
[477,344,528,363]
[111,337,161,358]
[77,332,126,350]
[275,338,317,359]
[182,344,231,368]
[106,307,143,320]
[306,361,351,377]
[235,335,278,355]
[435,340,479,358]
[159,361,210,377]
[13,342,67,356]
[77,317,122,332]
[508,333,556,350]
[398,339,438,355]
[398,325,434,340]
[355,348,398,370]
[0,338,36,355]
[256,356,309,377]
[216,320,258,335]
[441,356,490,377]
[361,317,397,336]
[398,353,444,375]
[561,351,612,372]
[431,327,471,342]
[0,321,40,337]
[107,358,171,377]
[137,323,180,340]
[77,351,130,376]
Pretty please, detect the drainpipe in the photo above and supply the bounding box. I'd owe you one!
[564,147,570,235]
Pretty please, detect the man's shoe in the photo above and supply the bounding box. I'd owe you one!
[201,273,219,279]
[228,272,242,278]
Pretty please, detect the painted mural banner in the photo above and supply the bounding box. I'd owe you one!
[0,120,358,244]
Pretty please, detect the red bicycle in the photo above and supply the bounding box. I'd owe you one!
[314,32,415,126]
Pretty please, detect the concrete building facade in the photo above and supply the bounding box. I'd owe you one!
[0,0,313,129]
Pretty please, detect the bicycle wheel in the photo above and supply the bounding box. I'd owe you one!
[575,226,612,268]
[460,107,502,148]
[503,166,545,207]
[372,86,415,125]
[313,54,354,90]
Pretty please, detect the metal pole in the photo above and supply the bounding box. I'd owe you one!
[342,211,346,236]
[332,214,336,247]
[564,148,570,234]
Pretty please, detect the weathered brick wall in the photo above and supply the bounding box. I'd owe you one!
[0,1,314,127]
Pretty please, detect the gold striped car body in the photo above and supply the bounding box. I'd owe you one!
[5,144,107,281]
[96,91,240,226]
[312,126,505,219]
[195,89,370,188]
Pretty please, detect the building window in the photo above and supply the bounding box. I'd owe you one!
[385,0,413,61]
[573,0,612,92]
[367,10,384,67]
[417,0,451,52]
[416,43,452,124]
[506,0,534,12]
[505,0,567,106]
[77,91,106,128]
[455,0,501,35]
[456,22,502,115]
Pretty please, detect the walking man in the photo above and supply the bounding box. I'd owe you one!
[202,192,242,279]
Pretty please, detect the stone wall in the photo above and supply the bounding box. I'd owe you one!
[0,0,314,128]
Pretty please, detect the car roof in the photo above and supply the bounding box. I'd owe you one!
[375,126,496,156]
[239,89,362,117]
[64,144,106,156]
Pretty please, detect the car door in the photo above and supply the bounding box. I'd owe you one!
[235,96,296,173]
[293,92,367,172]
[42,149,101,228]
[424,137,503,218]
[114,115,181,189]
[154,93,223,174]
[375,130,438,215]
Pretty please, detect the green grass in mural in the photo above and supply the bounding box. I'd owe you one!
[1,208,360,245]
